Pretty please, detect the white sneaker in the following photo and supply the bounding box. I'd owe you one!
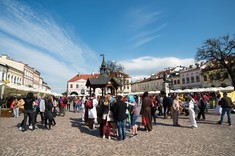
[108,136,111,140]
[19,127,24,131]
[29,126,33,130]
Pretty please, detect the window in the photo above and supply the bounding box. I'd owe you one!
[186,77,190,84]
[76,84,79,88]
[177,80,180,84]
[196,76,200,82]
[182,78,185,84]
[174,80,177,85]
[2,73,4,81]
[191,76,195,83]
[70,84,73,88]
[204,75,207,81]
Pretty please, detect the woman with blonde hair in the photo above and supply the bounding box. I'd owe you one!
[102,94,114,139]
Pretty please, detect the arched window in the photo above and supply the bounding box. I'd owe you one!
[11,75,13,83]
[2,73,4,81]
[14,76,16,84]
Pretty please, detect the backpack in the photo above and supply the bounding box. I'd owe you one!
[63,98,68,104]
[86,99,93,109]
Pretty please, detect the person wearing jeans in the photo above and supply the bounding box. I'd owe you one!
[13,99,19,118]
[114,95,127,141]
[218,92,233,126]
[117,119,126,140]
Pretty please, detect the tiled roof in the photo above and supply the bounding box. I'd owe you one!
[68,74,100,82]
[112,71,131,78]
[86,73,121,86]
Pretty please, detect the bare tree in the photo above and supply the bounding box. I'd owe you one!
[106,60,124,74]
[195,34,235,90]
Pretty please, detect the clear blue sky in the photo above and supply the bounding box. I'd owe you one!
[0,0,234,93]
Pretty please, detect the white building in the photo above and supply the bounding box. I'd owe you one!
[0,55,24,85]
[68,73,100,96]
[0,54,51,94]
[180,65,202,89]
[0,62,8,83]
[113,72,131,95]
[24,64,34,87]
[33,70,41,90]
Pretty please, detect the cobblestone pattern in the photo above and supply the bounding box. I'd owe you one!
[0,109,234,156]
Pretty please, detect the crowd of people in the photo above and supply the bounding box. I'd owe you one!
[80,91,234,141]
[1,90,234,140]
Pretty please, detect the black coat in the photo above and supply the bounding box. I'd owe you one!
[45,100,53,120]
[114,100,127,121]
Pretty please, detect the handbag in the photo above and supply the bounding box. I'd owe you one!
[107,103,114,121]
[107,110,114,121]
[102,113,108,120]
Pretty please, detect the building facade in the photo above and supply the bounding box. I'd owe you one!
[0,62,8,83]
[24,64,34,87]
[201,61,234,88]
[68,73,100,96]
[33,70,41,90]
[0,54,51,94]
[112,72,131,95]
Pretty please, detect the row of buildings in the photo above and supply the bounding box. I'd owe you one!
[67,59,234,96]
[131,62,234,93]
[0,54,51,97]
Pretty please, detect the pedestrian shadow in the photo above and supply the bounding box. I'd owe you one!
[69,118,100,138]
[156,122,191,128]
[196,120,218,125]
[36,123,46,129]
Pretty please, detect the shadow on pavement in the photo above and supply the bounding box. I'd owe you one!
[70,118,101,138]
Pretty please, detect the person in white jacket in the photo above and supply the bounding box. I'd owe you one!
[88,94,98,131]
[188,95,198,129]
[35,95,45,124]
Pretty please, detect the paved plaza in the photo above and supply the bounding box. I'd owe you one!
[0,109,234,156]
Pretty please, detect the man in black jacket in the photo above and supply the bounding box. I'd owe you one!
[218,92,233,126]
[22,92,36,131]
[163,93,172,119]
[114,95,127,141]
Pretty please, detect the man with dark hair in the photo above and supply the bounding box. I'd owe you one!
[218,92,233,126]
[22,92,36,131]
[114,95,127,141]
[60,94,67,117]
[162,93,172,119]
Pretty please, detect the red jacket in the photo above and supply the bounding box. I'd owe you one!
[61,97,67,107]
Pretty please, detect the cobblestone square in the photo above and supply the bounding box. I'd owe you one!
[0,109,234,156]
